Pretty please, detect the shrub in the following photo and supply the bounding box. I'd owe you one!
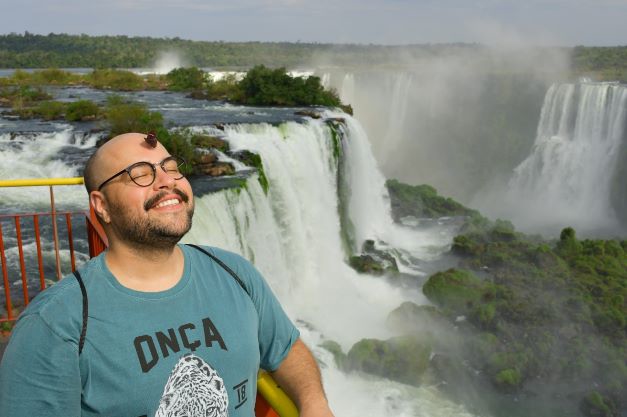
[237,65,341,106]
[66,100,99,121]
[205,73,240,100]
[35,100,66,120]
[87,69,144,91]
[105,97,164,136]
[495,368,522,389]
[423,268,489,315]
[33,68,75,85]
[166,67,206,91]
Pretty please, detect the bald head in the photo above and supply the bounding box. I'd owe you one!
[83,132,169,194]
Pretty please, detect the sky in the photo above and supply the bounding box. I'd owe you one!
[0,0,625,46]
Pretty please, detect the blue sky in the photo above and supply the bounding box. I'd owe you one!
[0,0,625,45]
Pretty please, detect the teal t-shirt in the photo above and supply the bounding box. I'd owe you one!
[0,245,299,417]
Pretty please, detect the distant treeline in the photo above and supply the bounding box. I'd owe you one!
[0,32,489,69]
[0,32,626,79]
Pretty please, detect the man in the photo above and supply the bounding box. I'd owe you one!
[0,132,334,417]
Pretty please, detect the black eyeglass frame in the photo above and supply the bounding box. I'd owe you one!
[96,156,186,191]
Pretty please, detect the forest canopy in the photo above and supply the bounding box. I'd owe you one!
[0,32,625,80]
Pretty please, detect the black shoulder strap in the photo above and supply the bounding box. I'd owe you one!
[186,244,250,297]
[72,270,88,355]
[74,244,249,356]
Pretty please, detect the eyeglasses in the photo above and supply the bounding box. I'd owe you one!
[97,156,186,191]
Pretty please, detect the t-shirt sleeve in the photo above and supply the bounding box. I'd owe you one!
[0,313,82,416]
[222,251,300,372]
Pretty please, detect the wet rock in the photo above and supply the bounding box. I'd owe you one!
[348,239,399,275]
[294,110,321,119]
[346,335,431,386]
[196,161,235,177]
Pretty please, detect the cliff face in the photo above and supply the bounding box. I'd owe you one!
[375,181,627,417]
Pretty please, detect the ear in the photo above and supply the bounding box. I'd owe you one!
[90,191,111,224]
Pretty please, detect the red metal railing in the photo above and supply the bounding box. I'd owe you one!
[0,178,290,417]
[0,178,107,326]
[0,210,105,323]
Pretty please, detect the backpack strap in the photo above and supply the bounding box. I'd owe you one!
[74,244,250,356]
[186,244,250,297]
[72,270,88,355]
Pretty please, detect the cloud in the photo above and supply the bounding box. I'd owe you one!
[1,0,626,45]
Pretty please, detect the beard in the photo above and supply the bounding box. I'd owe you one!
[107,188,194,250]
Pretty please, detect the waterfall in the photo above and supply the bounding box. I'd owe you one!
[1,119,472,416]
[0,129,96,211]
[319,68,551,204]
[0,129,97,296]
[498,82,627,235]
[182,117,471,416]
[184,118,415,345]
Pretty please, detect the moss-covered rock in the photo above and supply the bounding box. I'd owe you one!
[386,179,480,221]
[191,134,229,153]
[386,302,451,334]
[348,240,399,276]
[230,150,269,193]
[346,336,431,386]
[319,340,347,369]
[422,268,498,321]
[580,391,617,417]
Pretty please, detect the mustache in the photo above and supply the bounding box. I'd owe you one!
[144,188,190,211]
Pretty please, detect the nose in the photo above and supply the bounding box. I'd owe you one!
[152,165,176,190]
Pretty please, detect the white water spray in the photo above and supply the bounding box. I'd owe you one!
[491,82,627,235]
[183,118,474,416]
[0,129,96,210]
[2,119,475,416]
[152,51,187,74]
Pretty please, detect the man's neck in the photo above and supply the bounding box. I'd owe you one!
[104,243,185,292]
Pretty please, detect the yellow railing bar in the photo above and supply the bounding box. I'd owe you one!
[257,371,299,417]
[0,177,84,188]
[0,177,84,279]
[0,177,300,417]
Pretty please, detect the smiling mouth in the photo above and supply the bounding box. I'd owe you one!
[145,189,189,211]
[155,198,180,208]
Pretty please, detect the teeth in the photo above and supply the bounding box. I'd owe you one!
[155,198,179,208]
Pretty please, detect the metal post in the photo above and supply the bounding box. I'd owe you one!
[50,186,62,280]
[0,223,13,321]
[33,215,46,290]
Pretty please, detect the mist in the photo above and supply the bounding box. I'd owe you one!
[151,50,188,74]
[312,45,627,237]
[316,45,569,199]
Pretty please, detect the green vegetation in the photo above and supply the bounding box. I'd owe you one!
[348,239,399,275]
[66,100,99,121]
[386,179,481,221]
[85,69,146,91]
[376,180,627,415]
[230,150,269,194]
[166,67,206,92]
[426,223,626,415]
[572,46,627,82]
[345,336,432,386]
[0,66,346,110]
[1,33,626,82]
[236,65,340,106]
[0,86,101,121]
[0,32,328,68]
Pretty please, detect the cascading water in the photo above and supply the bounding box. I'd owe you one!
[181,117,473,416]
[1,116,472,416]
[0,129,96,211]
[321,71,415,169]
[319,67,552,206]
[0,129,97,296]
[487,82,627,235]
